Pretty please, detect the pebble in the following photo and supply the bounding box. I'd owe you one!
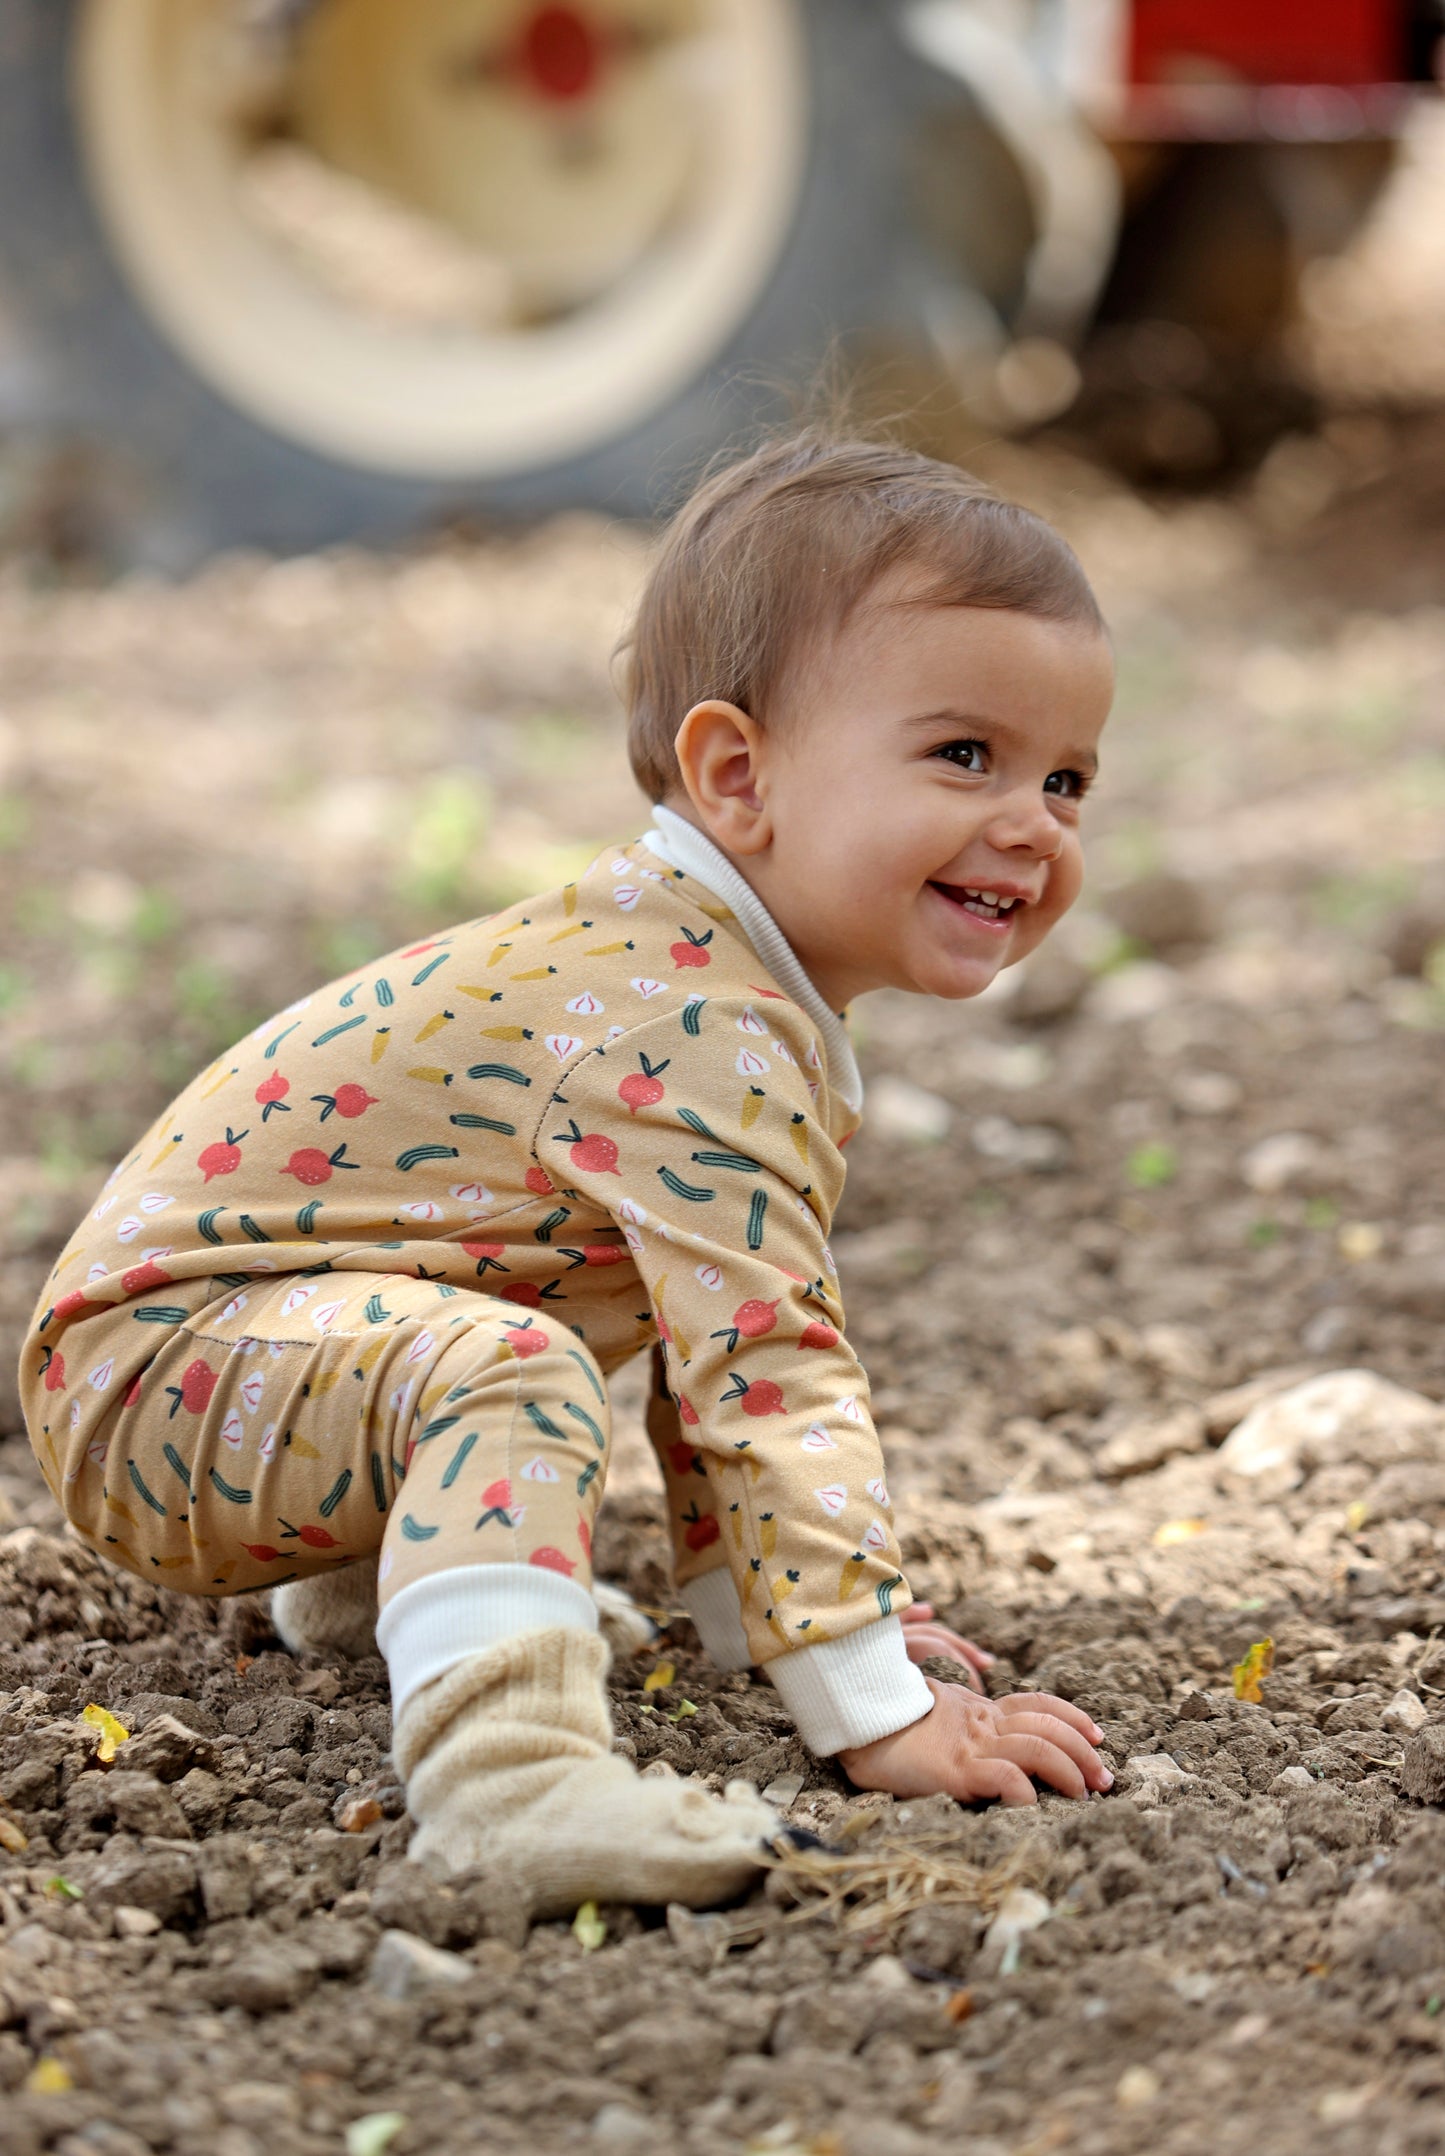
[1216,1368,1445,1494]
[1099,1406,1208,1480]
[1121,1754,1196,1806]
[209,1944,320,2015]
[1103,869,1214,954]
[591,2103,667,2148]
[1239,1131,1322,1194]
[866,1075,953,1146]
[1382,1688,1429,1734]
[123,1714,221,1783]
[1401,1725,1445,1805]
[368,1928,474,2001]
[1116,2064,1162,2109]
[1171,1068,1243,1117]
[1087,960,1180,1023]
[112,1905,162,1939]
[761,1772,806,1808]
[83,1840,198,1922]
[971,1115,1069,1172]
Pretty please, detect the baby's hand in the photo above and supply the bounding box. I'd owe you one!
[838,1678,1111,1806]
[900,1601,995,1693]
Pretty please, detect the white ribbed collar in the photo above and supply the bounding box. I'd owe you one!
[641,803,863,1112]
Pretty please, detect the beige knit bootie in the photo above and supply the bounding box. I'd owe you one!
[392,1627,778,1919]
[271,1555,380,1661]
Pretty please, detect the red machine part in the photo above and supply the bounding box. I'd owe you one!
[1128,0,1402,88]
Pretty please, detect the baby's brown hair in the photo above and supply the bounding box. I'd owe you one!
[621,428,1104,804]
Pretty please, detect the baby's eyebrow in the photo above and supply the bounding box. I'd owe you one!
[902,709,1100,776]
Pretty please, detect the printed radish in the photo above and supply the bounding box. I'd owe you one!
[711,1297,779,1352]
[121,1258,173,1295]
[525,1164,556,1196]
[242,1543,283,1563]
[668,1440,701,1476]
[281,1143,359,1186]
[197,1128,248,1182]
[617,1051,669,1116]
[165,1358,217,1418]
[503,1322,549,1359]
[560,1243,626,1268]
[41,1348,66,1393]
[255,1072,291,1119]
[678,1394,699,1426]
[721,1373,785,1417]
[798,1320,840,1350]
[552,1119,619,1175]
[50,1289,91,1324]
[462,1241,509,1274]
[683,1505,721,1552]
[670,926,713,969]
[313,1084,378,1122]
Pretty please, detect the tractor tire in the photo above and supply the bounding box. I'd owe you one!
[0,0,968,564]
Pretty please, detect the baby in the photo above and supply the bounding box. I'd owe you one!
[19,430,1113,1920]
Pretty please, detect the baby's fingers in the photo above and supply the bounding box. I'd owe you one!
[902,1624,986,1691]
[952,1756,1037,1808]
[988,1731,1089,1800]
[995,1691,1103,1744]
[999,1711,1111,1791]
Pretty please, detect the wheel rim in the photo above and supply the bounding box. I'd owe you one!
[75,0,808,478]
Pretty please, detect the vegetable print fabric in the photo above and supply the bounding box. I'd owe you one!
[19,839,911,1664]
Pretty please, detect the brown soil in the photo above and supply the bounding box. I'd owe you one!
[3,161,1445,2156]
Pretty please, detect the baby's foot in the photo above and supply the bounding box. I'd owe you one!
[393,1626,776,1920]
[271,1554,379,1661]
[411,1752,776,1918]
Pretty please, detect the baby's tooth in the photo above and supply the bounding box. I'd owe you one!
[979,892,1000,905]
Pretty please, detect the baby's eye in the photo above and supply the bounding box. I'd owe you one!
[932,738,987,771]
[1044,768,1093,800]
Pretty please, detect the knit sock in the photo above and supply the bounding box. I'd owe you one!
[272,1555,379,1661]
[391,1626,777,1919]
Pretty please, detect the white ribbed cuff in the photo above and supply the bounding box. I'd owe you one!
[681,1567,754,1671]
[377,1563,599,1722]
[767,1616,936,1757]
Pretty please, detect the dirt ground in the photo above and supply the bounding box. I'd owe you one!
[3,117,1445,2156]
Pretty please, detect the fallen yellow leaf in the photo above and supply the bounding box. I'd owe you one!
[80,1703,130,1764]
[1153,1519,1209,1547]
[0,1815,27,1854]
[1233,1637,1275,1704]
[24,2057,73,2094]
[1346,1499,1370,1534]
[642,1662,676,1693]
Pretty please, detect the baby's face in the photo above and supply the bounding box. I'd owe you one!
[752,574,1113,1010]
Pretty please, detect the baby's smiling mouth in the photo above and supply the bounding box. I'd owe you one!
[929,882,1024,924]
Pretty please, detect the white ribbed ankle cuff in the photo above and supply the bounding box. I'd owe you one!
[680,1568,753,1671]
[378,1563,599,1722]
[767,1616,935,1757]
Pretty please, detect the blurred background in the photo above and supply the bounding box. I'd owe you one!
[0,0,1443,1442]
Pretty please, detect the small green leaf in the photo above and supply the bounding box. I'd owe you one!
[46,1874,84,1901]
[572,1900,606,1952]
[1126,1140,1177,1189]
[668,1699,698,1724]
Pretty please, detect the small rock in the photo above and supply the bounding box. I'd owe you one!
[219,2081,300,2127]
[1088,961,1180,1023]
[337,1795,384,1833]
[1401,1726,1445,1805]
[1006,941,1091,1022]
[123,1714,220,1783]
[1216,1369,1445,1494]
[112,1905,162,1939]
[105,1773,192,1840]
[1116,2064,1162,2109]
[591,2103,666,2148]
[1203,1365,1318,1441]
[368,1929,473,2001]
[1171,1069,1242,1117]
[1099,1406,1208,1479]
[1103,869,1213,953]
[83,1839,197,1922]
[1382,1689,1429,1734]
[972,1115,1069,1173]
[867,1076,953,1146]
[210,1944,320,2015]
[761,1772,806,1808]
[1271,1766,1318,1793]
[1121,1754,1195,1806]
[1240,1131,1322,1194]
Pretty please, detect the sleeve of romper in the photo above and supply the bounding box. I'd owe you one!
[534,997,935,1757]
